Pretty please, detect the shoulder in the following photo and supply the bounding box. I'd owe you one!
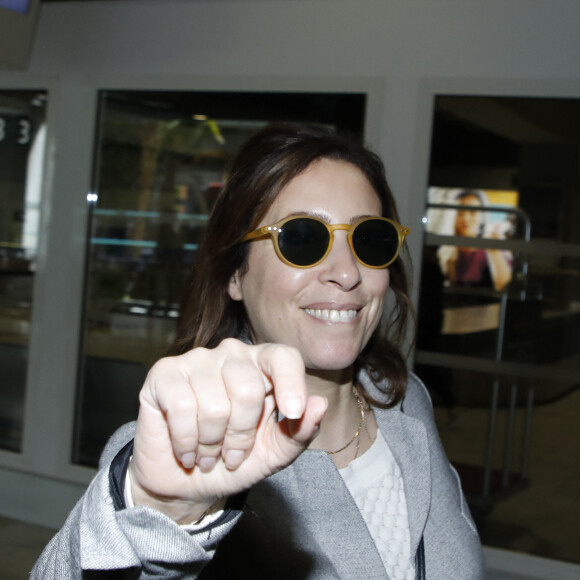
[400,372,434,418]
[396,372,444,443]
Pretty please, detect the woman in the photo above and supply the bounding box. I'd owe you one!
[33,124,484,579]
[437,189,512,292]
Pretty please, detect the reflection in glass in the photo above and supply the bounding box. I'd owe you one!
[415,96,580,564]
[74,90,367,466]
[426,187,518,291]
[0,89,47,452]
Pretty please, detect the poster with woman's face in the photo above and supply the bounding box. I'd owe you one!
[425,188,518,292]
[426,187,519,240]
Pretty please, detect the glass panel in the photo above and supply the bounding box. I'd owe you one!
[416,96,580,564]
[0,89,48,452]
[74,90,366,466]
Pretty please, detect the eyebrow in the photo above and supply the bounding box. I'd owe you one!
[283,210,378,225]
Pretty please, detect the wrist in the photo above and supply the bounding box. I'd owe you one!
[127,462,223,525]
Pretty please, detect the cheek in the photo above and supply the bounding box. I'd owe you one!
[246,258,307,298]
[367,270,390,321]
[239,247,307,316]
[375,269,390,297]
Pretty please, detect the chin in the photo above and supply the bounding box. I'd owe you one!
[303,347,361,372]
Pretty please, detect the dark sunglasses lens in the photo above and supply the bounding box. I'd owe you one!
[352,219,399,267]
[278,218,329,266]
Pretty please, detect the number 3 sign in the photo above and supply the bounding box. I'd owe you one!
[0,115,32,146]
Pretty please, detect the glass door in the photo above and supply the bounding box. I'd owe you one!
[0,89,47,453]
[415,95,580,564]
[73,90,367,466]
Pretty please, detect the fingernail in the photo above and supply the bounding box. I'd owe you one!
[198,456,217,473]
[181,452,196,469]
[283,394,303,419]
[225,449,245,470]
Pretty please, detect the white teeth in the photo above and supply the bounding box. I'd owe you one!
[304,308,357,323]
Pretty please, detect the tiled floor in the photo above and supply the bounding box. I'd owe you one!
[0,516,55,580]
[434,385,580,566]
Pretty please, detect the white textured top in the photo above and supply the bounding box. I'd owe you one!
[339,431,415,580]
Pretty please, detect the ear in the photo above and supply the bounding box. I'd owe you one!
[228,270,244,302]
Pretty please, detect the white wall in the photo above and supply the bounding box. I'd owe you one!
[25,0,580,221]
[1,1,579,576]
[20,0,580,281]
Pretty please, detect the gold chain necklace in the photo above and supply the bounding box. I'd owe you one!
[326,386,365,455]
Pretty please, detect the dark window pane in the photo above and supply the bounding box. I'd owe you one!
[73,90,366,467]
[0,89,47,452]
[416,95,580,564]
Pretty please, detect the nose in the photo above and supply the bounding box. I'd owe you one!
[319,232,362,291]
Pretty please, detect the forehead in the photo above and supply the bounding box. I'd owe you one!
[265,158,382,221]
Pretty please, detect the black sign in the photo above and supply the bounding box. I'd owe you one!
[0,115,33,147]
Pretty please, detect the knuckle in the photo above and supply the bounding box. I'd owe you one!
[200,399,231,422]
[232,381,264,407]
[172,396,197,415]
[218,337,244,354]
[171,432,199,450]
[225,428,257,448]
[196,441,222,453]
[147,356,174,377]
[181,346,210,367]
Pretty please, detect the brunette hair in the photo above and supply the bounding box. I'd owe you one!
[170,123,413,406]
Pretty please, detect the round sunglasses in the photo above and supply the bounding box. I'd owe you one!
[243,215,410,269]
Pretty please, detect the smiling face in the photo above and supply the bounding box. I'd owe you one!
[228,158,390,372]
[455,194,484,238]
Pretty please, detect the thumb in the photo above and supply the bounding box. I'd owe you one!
[275,395,328,452]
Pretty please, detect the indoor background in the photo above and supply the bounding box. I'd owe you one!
[0,1,579,579]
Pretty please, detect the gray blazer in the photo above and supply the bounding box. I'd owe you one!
[32,372,485,579]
